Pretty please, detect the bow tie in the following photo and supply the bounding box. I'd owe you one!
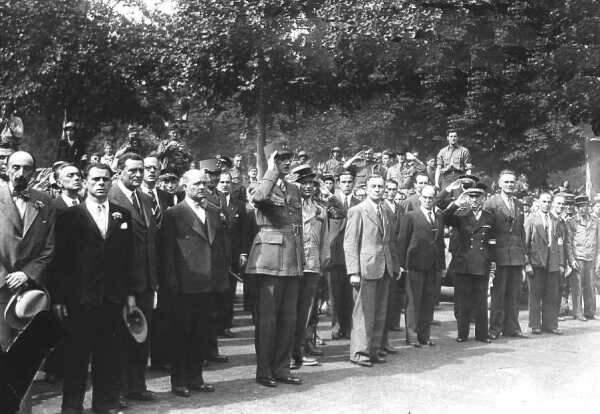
[13,189,30,201]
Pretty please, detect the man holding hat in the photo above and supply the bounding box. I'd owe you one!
[246,141,304,387]
[54,163,133,414]
[566,195,600,320]
[0,151,55,414]
[442,181,495,343]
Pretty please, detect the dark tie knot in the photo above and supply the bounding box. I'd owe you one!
[13,190,30,201]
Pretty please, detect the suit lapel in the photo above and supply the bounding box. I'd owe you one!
[362,201,380,232]
[22,197,40,237]
[207,208,217,245]
[183,202,208,241]
[0,184,22,233]
[105,204,120,240]
[112,185,146,227]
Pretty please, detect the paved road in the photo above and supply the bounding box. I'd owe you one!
[32,303,600,414]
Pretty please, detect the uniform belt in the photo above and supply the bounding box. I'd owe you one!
[260,225,302,236]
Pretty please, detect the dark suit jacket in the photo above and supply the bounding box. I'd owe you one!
[0,183,55,301]
[161,201,230,294]
[398,208,445,272]
[328,192,360,267]
[54,203,133,306]
[443,204,495,276]
[166,191,185,208]
[483,194,526,266]
[525,212,566,272]
[217,191,248,272]
[108,184,158,293]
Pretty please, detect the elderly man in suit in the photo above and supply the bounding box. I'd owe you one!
[54,163,132,414]
[442,182,495,343]
[344,174,398,367]
[161,169,230,397]
[328,170,358,340]
[141,156,169,226]
[0,151,55,414]
[398,185,445,347]
[484,170,527,339]
[108,152,159,404]
[246,142,303,387]
[524,192,566,335]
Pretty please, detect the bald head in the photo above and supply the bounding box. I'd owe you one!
[7,151,35,190]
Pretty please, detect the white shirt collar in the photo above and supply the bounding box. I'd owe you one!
[61,193,79,206]
[85,197,109,211]
[185,198,206,223]
[420,205,434,219]
[118,181,136,200]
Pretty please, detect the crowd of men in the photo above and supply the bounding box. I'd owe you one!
[0,124,599,414]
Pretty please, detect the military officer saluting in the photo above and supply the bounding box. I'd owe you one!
[442,181,495,343]
[246,141,304,388]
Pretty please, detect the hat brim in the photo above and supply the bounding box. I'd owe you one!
[4,289,50,330]
[122,306,148,343]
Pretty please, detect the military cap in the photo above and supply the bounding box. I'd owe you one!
[458,174,480,183]
[574,195,590,206]
[264,141,293,159]
[463,182,487,196]
[331,146,342,153]
[291,164,316,183]
[322,173,335,181]
[198,159,220,173]
[382,149,395,157]
[559,192,575,205]
[216,154,233,169]
[159,167,179,180]
[63,121,76,130]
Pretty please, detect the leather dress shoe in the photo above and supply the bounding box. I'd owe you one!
[420,340,435,346]
[410,342,422,348]
[383,346,398,354]
[220,328,235,338]
[127,390,157,401]
[305,342,324,356]
[509,332,528,339]
[92,409,123,414]
[256,377,277,387]
[351,359,373,367]
[118,396,128,409]
[531,328,542,335]
[476,337,492,344]
[371,355,386,364]
[488,332,499,340]
[274,376,302,385]
[189,382,215,392]
[545,328,564,335]
[171,386,191,398]
[209,354,229,363]
[456,337,467,343]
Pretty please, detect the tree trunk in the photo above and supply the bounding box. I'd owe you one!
[256,85,267,178]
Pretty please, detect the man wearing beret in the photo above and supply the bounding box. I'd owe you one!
[246,141,304,387]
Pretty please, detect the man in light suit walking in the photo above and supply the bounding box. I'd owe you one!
[344,175,398,367]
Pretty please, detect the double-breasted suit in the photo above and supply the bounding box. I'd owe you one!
[108,183,158,396]
[484,194,526,337]
[344,199,398,362]
[0,183,55,351]
[160,200,229,388]
[398,207,445,344]
[54,202,133,413]
[443,204,495,340]
[525,211,566,331]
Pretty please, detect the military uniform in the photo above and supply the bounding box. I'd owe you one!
[443,203,495,341]
[436,145,471,188]
[246,168,303,381]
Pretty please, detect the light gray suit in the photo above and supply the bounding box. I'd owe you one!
[344,199,397,361]
[0,182,55,350]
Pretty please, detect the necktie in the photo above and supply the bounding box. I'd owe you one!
[97,204,107,238]
[147,190,161,222]
[546,214,552,246]
[376,203,384,233]
[131,191,142,217]
[429,211,435,226]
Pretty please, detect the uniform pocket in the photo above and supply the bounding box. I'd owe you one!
[252,232,284,271]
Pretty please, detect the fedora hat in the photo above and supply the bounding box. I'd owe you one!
[122,306,148,343]
[291,164,316,183]
[4,286,50,330]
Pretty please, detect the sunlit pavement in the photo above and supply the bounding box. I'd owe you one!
[32,302,600,414]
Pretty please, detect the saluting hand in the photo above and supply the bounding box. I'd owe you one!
[267,150,279,173]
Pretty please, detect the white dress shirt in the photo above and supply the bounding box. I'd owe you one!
[61,193,79,206]
[9,183,27,219]
[186,198,206,224]
[86,198,109,237]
